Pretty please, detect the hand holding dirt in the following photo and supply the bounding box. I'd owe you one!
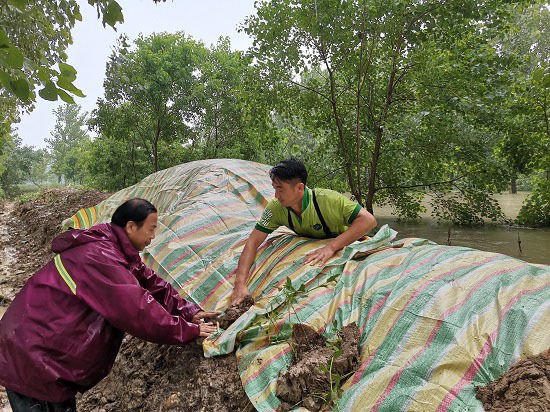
[218,295,255,330]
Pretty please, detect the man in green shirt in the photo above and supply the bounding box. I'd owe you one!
[231,159,376,305]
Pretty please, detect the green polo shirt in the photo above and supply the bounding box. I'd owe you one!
[255,187,362,239]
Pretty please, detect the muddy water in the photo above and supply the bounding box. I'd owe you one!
[376,217,550,265]
[373,192,550,265]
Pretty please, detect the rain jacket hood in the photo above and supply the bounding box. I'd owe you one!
[0,223,201,402]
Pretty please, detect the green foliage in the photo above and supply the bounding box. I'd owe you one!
[46,104,90,184]
[517,176,550,226]
[242,0,535,224]
[0,0,168,146]
[91,33,202,175]
[88,34,278,191]
[0,136,50,197]
[0,0,91,106]
[318,334,346,410]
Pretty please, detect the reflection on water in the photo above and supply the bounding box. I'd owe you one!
[375,217,550,265]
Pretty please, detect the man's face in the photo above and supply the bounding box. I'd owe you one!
[125,212,158,251]
[272,178,304,207]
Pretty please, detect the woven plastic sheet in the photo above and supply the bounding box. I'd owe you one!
[65,159,550,412]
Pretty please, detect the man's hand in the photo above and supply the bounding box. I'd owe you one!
[199,322,218,337]
[191,310,221,325]
[304,244,337,267]
[231,283,250,306]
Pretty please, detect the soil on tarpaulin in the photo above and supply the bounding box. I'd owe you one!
[475,352,550,412]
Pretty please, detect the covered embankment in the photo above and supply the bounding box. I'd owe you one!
[64,159,550,411]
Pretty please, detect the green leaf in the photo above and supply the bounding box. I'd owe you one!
[0,29,11,48]
[103,1,124,28]
[37,67,51,82]
[543,74,550,89]
[57,88,76,104]
[57,77,85,97]
[59,62,77,82]
[38,81,58,101]
[0,70,10,88]
[7,0,28,11]
[4,47,24,69]
[9,78,30,101]
[532,68,544,83]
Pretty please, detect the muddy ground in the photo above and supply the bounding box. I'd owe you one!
[1,188,549,411]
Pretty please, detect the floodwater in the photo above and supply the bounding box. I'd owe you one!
[373,192,549,265]
[375,218,550,265]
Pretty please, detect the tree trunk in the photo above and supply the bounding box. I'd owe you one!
[153,119,160,172]
[365,126,382,214]
[326,66,359,203]
[510,177,517,194]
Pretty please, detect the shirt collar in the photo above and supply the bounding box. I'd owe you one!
[286,186,311,214]
[301,186,310,211]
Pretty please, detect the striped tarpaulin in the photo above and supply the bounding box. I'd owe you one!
[64,159,550,412]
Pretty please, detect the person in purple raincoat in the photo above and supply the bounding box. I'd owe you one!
[0,198,219,411]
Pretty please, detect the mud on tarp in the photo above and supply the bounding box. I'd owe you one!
[65,159,550,412]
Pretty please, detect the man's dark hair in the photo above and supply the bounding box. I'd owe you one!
[111,198,157,228]
[269,158,308,185]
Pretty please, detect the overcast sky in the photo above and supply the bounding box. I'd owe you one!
[16,0,256,148]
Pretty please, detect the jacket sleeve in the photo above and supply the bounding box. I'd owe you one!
[61,247,200,345]
[132,261,201,321]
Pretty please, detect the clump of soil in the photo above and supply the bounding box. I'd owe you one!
[475,352,550,411]
[276,323,361,412]
[218,295,255,330]
[77,336,249,412]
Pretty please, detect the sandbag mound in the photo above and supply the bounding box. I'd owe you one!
[475,352,550,411]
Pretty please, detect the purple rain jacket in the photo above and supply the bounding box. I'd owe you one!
[0,222,201,402]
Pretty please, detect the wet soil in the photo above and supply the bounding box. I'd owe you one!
[218,295,255,330]
[78,337,250,412]
[475,352,550,412]
[276,323,361,412]
[0,189,249,412]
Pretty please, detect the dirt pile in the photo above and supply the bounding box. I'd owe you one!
[78,337,249,412]
[276,323,361,412]
[475,352,550,412]
[219,295,255,330]
[14,188,111,277]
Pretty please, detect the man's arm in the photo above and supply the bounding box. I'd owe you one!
[64,249,216,343]
[231,228,268,305]
[304,208,376,266]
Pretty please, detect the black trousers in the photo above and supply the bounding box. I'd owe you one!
[6,390,76,412]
